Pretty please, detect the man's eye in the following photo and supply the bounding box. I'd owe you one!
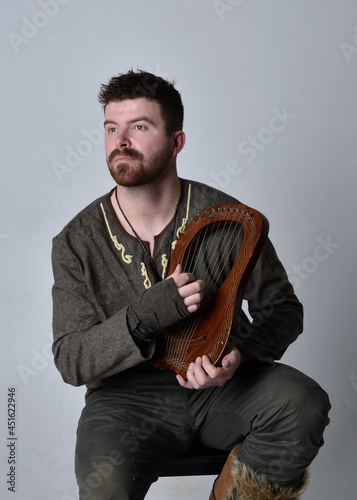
[134,124,146,131]
[105,127,117,134]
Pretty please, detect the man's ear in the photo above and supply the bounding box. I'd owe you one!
[171,130,186,158]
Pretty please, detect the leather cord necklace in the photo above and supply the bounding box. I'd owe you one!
[115,187,179,280]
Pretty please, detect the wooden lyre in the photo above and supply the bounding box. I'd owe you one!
[152,204,269,377]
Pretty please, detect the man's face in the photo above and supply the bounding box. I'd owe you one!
[104,98,174,187]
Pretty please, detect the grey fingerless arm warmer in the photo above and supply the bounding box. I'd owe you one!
[127,277,191,346]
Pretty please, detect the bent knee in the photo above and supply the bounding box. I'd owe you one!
[263,366,331,437]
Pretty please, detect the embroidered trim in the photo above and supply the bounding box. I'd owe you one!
[161,253,169,279]
[141,262,152,289]
[172,182,191,249]
[100,203,132,264]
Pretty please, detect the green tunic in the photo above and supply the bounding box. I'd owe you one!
[51,178,303,389]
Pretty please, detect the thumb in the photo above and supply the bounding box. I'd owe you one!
[222,356,232,368]
[222,348,241,369]
[167,263,183,279]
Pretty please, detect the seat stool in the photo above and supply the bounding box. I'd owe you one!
[160,445,228,477]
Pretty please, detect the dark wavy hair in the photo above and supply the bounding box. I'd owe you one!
[98,69,184,134]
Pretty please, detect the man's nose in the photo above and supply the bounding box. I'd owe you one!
[115,130,131,149]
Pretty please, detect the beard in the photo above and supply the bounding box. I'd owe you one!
[107,147,172,187]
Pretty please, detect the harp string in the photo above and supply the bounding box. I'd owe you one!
[171,213,246,367]
[164,210,250,367]
[164,221,215,365]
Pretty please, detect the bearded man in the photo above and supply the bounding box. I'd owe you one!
[52,70,330,500]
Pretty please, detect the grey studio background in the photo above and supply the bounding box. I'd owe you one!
[1,1,356,499]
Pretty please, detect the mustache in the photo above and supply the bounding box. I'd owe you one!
[108,148,143,164]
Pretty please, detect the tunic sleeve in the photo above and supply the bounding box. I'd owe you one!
[52,234,192,387]
[236,238,303,364]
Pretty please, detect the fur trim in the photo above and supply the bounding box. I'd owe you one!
[225,456,309,500]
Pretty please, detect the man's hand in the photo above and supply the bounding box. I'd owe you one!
[176,347,242,389]
[167,264,205,313]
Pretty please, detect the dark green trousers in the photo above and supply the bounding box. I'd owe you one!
[75,363,330,500]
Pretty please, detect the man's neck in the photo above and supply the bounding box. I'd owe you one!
[112,175,181,250]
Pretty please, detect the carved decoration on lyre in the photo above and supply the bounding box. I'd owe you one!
[152,204,269,377]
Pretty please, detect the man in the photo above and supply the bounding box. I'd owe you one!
[52,70,330,499]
